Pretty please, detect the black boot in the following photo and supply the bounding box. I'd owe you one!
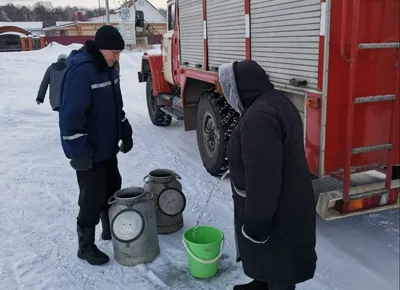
[77,224,110,265]
[100,211,111,240]
[233,280,269,290]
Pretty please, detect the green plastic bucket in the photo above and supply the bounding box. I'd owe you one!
[183,226,224,279]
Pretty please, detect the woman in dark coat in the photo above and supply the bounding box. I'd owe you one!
[218,60,317,290]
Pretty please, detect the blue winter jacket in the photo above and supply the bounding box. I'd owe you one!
[59,45,131,163]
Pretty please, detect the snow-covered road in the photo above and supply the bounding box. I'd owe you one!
[0,44,398,290]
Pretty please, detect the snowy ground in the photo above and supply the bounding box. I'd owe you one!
[0,43,398,290]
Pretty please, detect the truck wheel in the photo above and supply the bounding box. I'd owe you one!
[196,91,230,176]
[146,74,172,127]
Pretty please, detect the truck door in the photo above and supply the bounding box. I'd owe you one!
[162,2,175,85]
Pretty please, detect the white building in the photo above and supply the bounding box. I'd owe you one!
[87,0,166,25]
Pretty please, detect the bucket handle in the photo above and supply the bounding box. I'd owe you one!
[182,239,225,265]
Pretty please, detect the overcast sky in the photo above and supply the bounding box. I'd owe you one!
[6,0,166,9]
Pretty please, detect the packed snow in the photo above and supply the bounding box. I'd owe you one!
[0,43,399,290]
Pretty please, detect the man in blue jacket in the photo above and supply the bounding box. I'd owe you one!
[58,25,133,265]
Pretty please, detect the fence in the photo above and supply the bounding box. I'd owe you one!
[44,35,162,46]
[147,35,162,45]
[44,36,95,46]
[17,35,162,51]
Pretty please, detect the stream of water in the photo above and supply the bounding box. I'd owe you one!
[192,170,230,237]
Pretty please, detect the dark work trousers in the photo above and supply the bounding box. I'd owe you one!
[268,282,296,290]
[76,156,122,228]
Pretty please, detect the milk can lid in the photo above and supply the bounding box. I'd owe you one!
[111,209,145,243]
[157,188,186,217]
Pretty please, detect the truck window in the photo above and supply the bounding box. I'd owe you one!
[168,3,175,31]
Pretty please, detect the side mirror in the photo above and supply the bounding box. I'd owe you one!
[136,10,144,33]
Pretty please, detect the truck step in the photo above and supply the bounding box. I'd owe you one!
[159,94,174,101]
[316,179,400,221]
[354,94,396,104]
[160,106,184,120]
[330,165,386,180]
[358,42,400,49]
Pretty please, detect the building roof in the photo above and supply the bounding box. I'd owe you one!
[0,21,43,30]
[55,21,74,26]
[86,14,120,23]
[42,21,120,31]
[126,0,166,18]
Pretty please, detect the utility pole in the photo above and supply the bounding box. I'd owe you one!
[105,0,110,24]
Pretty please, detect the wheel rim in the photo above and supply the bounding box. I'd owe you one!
[202,111,218,158]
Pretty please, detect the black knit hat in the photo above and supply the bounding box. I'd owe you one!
[95,25,125,50]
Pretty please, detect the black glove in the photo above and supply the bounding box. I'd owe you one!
[70,154,92,171]
[120,138,133,154]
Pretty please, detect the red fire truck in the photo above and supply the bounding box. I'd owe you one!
[138,0,399,220]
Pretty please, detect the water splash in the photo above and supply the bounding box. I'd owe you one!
[192,170,230,238]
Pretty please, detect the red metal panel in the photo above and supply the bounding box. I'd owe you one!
[183,68,218,84]
[317,35,324,90]
[305,93,322,175]
[148,55,173,95]
[324,0,399,174]
[245,39,250,60]
[245,0,250,60]
[179,67,217,108]
[172,2,181,87]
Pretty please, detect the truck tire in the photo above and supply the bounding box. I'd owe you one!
[146,74,172,127]
[196,90,232,176]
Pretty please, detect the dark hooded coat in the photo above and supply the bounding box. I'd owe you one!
[36,58,67,111]
[223,60,317,284]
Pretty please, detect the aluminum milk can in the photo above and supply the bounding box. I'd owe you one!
[143,169,187,234]
[108,186,160,266]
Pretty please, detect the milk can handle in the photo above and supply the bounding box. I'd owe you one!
[145,191,154,200]
[107,195,116,205]
[182,238,225,265]
[143,175,150,183]
[175,173,181,180]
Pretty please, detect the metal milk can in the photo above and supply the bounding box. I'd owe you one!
[143,169,187,234]
[108,186,160,266]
